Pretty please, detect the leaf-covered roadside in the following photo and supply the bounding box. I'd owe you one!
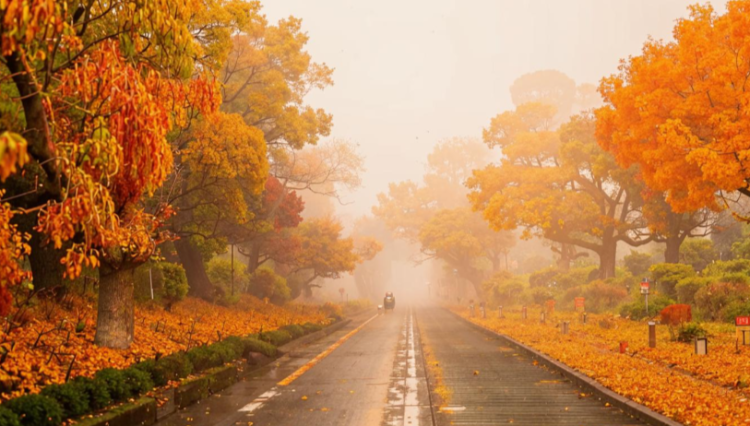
[0,294,329,401]
[453,307,750,426]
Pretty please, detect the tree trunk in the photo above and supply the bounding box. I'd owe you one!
[597,238,617,280]
[15,213,70,298]
[94,265,135,349]
[245,242,261,272]
[174,238,214,301]
[664,235,682,264]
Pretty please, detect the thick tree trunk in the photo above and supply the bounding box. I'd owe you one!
[664,235,682,264]
[174,238,214,301]
[245,242,261,272]
[94,266,135,349]
[15,213,70,297]
[597,238,617,280]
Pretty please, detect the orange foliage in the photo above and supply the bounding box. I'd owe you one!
[0,295,326,401]
[455,307,750,426]
[660,304,692,327]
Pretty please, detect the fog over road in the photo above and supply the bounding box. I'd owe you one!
[157,306,645,426]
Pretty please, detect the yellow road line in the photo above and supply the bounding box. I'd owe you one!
[277,314,379,386]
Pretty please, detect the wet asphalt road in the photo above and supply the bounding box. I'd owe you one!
[156,305,646,426]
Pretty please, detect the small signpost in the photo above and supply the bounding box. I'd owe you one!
[648,321,656,348]
[574,297,585,312]
[619,341,628,354]
[561,321,569,335]
[521,306,527,319]
[545,299,556,316]
[497,305,503,318]
[640,278,650,316]
[695,337,708,355]
[736,316,750,346]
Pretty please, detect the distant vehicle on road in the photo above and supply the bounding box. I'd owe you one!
[383,292,396,312]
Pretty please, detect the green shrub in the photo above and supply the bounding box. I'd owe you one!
[241,337,277,358]
[703,259,750,276]
[70,376,111,410]
[555,266,597,290]
[281,324,305,339]
[207,258,250,295]
[131,360,156,380]
[40,381,89,419]
[679,238,717,272]
[123,367,154,396]
[248,267,291,305]
[222,336,246,356]
[624,250,652,277]
[677,322,707,343]
[301,322,323,334]
[675,277,711,305]
[152,352,193,386]
[187,342,240,373]
[0,407,20,426]
[94,368,130,401]
[694,281,750,321]
[159,262,189,309]
[528,267,559,288]
[525,287,555,305]
[619,295,675,320]
[649,263,695,298]
[719,300,750,323]
[259,330,292,346]
[5,395,63,426]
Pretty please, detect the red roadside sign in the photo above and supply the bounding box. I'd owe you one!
[736,316,750,326]
[574,297,585,309]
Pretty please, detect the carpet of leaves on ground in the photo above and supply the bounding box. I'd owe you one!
[0,294,328,401]
[453,306,750,426]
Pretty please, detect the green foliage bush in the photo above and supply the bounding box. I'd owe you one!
[133,262,189,309]
[241,337,277,358]
[528,267,558,288]
[679,238,717,272]
[0,407,20,426]
[525,287,555,305]
[281,324,305,339]
[555,266,597,290]
[260,329,292,346]
[649,263,695,298]
[152,352,193,386]
[694,281,750,321]
[123,367,154,396]
[563,280,627,313]
[5,395,63,426]
[94,368,130,401]
[40,381,89,419]
[207,257,249,295]
[482,271,526,307]
[619,295,675,320]
[70,376,111,410]
[248,267,291,305]
[624,250,652,277]
[703,259,750,276]
[677,322,707,343]
[302,322,323,334]
[718,300,750,323]
[675,277,711,305]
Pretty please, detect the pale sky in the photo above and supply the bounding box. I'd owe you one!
[261,0,729,222]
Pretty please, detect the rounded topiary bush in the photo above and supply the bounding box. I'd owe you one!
[153,353,193,386]
[94,368,130,401]
[259,330,292,346]
[123,367,154,396]
[70,376,111,410]
[281,324,305,339]
[241,338,277,358]
[301,322,323,334]
[40,381,90,419]
[5,394,63,426]
[0,407,20,426]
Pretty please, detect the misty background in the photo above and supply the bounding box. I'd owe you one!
[262,0,729,223]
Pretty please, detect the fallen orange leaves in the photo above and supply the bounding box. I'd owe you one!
[454,307,750,426]
[0,294,326,401]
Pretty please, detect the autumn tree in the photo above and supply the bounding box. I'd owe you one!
[419,208,515,295]
[352,216,392,299]
[162,7,339,299]
[596,2,750,215]
[468,105,649,278]
[281,217,360,297]
[0,1,229,348]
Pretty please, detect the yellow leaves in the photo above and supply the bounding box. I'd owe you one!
[0,294,326,401]
[0,131,29,181]
[457,306,750,426]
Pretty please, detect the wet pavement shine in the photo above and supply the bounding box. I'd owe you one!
[155,305,649,426]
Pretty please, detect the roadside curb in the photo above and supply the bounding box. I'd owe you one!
[447,309,684,426]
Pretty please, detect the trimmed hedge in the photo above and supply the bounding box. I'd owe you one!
[5,395,63,426]
[259,329,292,346]
[1,320,327,426]
[0,407,20,426]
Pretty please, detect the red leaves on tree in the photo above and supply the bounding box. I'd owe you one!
[660,304,692,326]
